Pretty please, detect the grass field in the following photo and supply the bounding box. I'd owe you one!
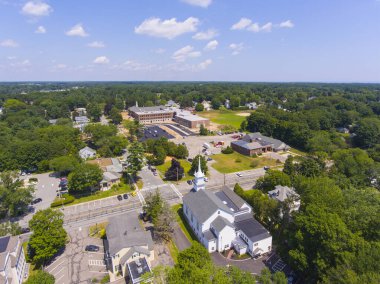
[156,158,193,181]
[89,222,108,238]
[199,110,252,129]
[211,152,281,174]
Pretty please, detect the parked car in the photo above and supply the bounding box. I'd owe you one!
[204,177,209,182]
[31,198,42,205]
[123,193,129,200]
[85,245,99,252]
[188,158,193,162]
[236,172,243,177]
[264,166,270,171]
[153,172,158,176]
[117,195,123,201]
[207,157,212,161]
[21,227,30,234]
[187,180,193,185]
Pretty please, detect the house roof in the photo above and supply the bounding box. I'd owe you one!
[268,185,299,202]
[182,189,232,223]
[216,186,250,211]
[203,230,217,241]
[102,171,121,182]
[119,246,151,266]
[243,132,288,150]
[106,212,153,256]
[0,236,19,270]
[79,146,96,154]
[211,216,234,232]
[127,257,152,283]
[235,214,271,243]
[231,140,269,150]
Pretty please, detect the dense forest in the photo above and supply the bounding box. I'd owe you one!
[0,82,379,283]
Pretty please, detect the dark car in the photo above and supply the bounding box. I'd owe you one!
[188,158,193,162]
[123,193,129,200]
[31,198,42,205]
[21,227,30,234]
[264,166,270,171]
[117,195,123,201]
[187,180,193,185]
[207,157,212,161]
[85,245,99,252]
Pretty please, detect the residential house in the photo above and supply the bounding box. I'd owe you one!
[225,99,231,109]
[201,100,212,111]
[231,132,289,156]
[336,127,349,134]
[182,161,272,257]
[105,212,154,283]
[74,115,89,131]
[268,185,300,216]
[165,100,179,108]
[0,236,28,284]
[245,102,257,110]
[79,146,97,160]
[88,158,123,190]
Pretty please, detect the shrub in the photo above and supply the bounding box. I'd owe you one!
[252,153,258,158]
[50,194,75,207]
[235,158,242,163]
[100,274,110,284]
[29,177,38,182]
[221,146,234,154]
[250,160,260,168]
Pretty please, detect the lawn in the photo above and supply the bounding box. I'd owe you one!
[89,222,108,238]
[68,183,133,205]
[211,152,281,174]
[172,204,197,242]
[199,110,253,129]
[156,158,193,182]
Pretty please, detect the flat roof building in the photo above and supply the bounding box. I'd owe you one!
[174,109,210,129]
[128,104,175,125]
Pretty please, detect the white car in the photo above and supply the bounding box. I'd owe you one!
[204,177,209,182]
[236,172,243,177]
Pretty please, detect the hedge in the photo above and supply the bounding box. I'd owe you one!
[50,194,75,207]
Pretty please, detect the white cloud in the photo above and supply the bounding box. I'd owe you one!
[279,20,294,28]
[172,45,201,62]
[232,18,294,33]
[93,56,109,64]
[66,24,89,37]
[88,41,105,48]
[0,39,19,47]
[154,48,166,54]
[231,18,252,30]
[204,40,218,51]
[192,29,218,40]
[21,1,52,16]
[10,59,31,69]
[135,17,199,39]
[121,60,158,71]
[35,25,46,34]
[181,0,212,8]
[198,59,212,70]
[229,43,244,55]
[260,22,273,32]
[55,64,67,69]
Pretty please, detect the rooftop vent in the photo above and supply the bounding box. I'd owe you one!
[230,208,235,212]
[136,260,141,267]
[223,201,227,204]
[137,267,143,274]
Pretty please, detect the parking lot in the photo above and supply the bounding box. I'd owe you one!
[140,125,174,142]
[45,226,108,284]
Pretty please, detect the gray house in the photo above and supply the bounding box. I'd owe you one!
[79,146,97,160]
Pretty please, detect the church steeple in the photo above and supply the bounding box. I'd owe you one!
[136,101,139,107]
[193,156,205,191]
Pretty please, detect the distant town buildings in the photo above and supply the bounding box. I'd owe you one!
[182,162,272,257]
[0,236,28,284]
[105,212,154,283]
[231,133,289,156]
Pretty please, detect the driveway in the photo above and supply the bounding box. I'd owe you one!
[45,226,107,284]
[211,252,267,275]
[173,224,191,251]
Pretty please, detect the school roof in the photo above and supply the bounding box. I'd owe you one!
[129,105,174,115]
[243,132,288,150]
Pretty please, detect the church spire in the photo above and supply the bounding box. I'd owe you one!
[136,101,139,107]
[193,156,205,192]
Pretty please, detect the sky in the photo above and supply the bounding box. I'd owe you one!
[0,0,379,82]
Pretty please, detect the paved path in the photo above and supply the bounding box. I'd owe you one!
[211,252,267,275]
[173,224,191,251]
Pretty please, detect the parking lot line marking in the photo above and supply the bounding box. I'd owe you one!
[52,266,65,277]
[47,260,66,273]
[55,273,65,283]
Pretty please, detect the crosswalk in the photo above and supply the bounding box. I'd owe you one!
[88,259,106,266]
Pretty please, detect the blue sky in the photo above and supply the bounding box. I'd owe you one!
[0,0,379,82]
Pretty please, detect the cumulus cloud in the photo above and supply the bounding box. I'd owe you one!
[88,41,105,48]
[279,20,294,28]
[172,45,201,62]
[232,18,294,33]
[35,25,46,34]
[231,18,252,30]
[198,59,212,70]
[204,40,218,51]
[181,0,212,8]
[21,1,52,16]
[229,43,244,55]
[135,17,199,39]
[0,39,19,47]
[121,60,158,71]
[93,56,109,64]
[192,29,218,40]
[66,24,89,37]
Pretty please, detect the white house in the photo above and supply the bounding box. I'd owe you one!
[268,185,300,216]
[201,100,212,111]
[182,161,272,257]
[245,102,257,110]
[79,146,97,160]
[225,99,231,109]
[0,236,28,284]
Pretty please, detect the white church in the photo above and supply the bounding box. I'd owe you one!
[182,158,272,257]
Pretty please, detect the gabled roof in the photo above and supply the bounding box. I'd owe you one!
[106,212,153,256]
[235,214,271,243]
[215,186,251,211]
[231,140,268,150]
[79,146,96,154]
[243,132,288,150]
[119,246,151,265]
[268,185,299,202]
[183,189,232,223]
[211,216,234,232]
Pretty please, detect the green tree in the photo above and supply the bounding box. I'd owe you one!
[258,267,272,284]
[49,156,79,175]
[165,159,184,181]
[256,170,291,192]
[189,155,208,175]
[175,144,189,159]
[211,97,221,110]
[87,103,102,122]
[195,103,204,112]
[109,107,123,125]
[126,142,145,178]
[153,146,167,166]
[0,221,22,237]
[199,124,208,136]
[272,271,287,284]
[25,270,55,284]
[143,190,164,224]
[28,209,67,266]
[68,163,102,192]
[353,118,380,148]
[283,155,296,176]
[0,172,34,217]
